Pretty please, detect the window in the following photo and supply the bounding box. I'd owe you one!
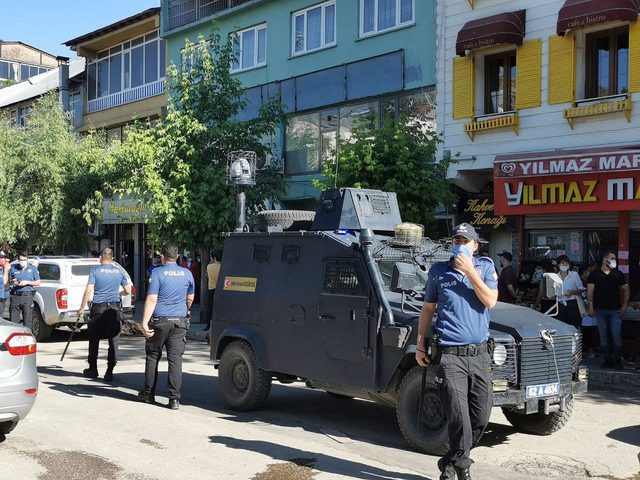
[71,265,94,276]
[292,1,336,55]
[232,24,267,72]
[361,0,414,37]
[585,27,629,99]
[17,107,31,126]
[484,51,517,114]
[69,90,83,122]
[38,264,61,281]
[322,260,365,296]
[86,31,166,101]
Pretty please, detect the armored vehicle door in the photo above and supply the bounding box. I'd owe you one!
[317,257,376,389]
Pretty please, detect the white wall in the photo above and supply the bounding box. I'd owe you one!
[437,0,640,175]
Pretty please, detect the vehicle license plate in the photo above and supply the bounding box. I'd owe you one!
[525,382,559,399]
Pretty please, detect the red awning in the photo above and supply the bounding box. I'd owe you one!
[557,0,640,36]
[456,10,526,57]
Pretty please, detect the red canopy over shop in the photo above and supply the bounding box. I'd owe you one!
[557,0,640,36]
[456,10,526,57]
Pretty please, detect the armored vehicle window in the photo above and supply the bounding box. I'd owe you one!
[322,260,365,296]
[282,245,300,264]
[38,263,61,281]
[253,245,270,263]
[370,194,391,214]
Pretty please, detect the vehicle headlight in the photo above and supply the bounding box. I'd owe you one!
[492,344,508,366]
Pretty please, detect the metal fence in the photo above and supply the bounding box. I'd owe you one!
[168,0,254,30]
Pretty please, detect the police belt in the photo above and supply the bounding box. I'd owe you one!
[152,316,189,327]
[440,342,488,356]
[11,290,35,296]
[92,301,122,308]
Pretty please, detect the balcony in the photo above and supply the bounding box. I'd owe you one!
[168,0,255,31]
[464,111,519,141]
[88,79,165,113]
[563,94,632,129]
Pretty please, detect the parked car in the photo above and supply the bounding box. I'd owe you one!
[4,257,136,341]
[0,318,38,437]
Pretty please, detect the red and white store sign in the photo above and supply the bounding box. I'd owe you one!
[493,148,640,215]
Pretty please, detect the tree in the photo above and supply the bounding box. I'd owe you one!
[0,93,110,253]
[314,115,455,226]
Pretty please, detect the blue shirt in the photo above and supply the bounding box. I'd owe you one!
[148,263,194,317]
[89,263,128,304]
[0,266,7,299]
[9,263,40,293]
[424,256,498,346]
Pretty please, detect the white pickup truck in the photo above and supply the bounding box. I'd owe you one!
[3,256,136,341]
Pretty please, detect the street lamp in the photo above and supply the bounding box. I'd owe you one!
[227,150,256,232]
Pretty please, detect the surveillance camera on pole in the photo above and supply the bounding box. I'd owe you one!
[227,150,257,232]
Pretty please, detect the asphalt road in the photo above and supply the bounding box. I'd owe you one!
[1,331,638,480]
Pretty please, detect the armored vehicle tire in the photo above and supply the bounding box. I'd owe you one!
[396,365,449,455]
[218,340,272,411]
[256,210,315,231]
[31,305,53,342]
[502,397,574,435]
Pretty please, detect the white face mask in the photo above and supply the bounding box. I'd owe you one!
[559,264,570,272]
[19,261,27,269]
[607,259,617,269]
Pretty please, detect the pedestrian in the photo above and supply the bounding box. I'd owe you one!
[416,223,498,480]
[497,250,517,304]
[138,242,195,410]
[580,263,599,359]
[554,255,584,329]
[78,248,131,381]
[0,250,9,317]
[189,255,201,305]
[204,253,221,332]
[9,253,40,330]
[587,251,629,370]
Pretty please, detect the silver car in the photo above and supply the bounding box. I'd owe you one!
[0,318,38,436]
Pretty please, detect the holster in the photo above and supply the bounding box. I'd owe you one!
[487,337,495,357]
[429,333,440,363]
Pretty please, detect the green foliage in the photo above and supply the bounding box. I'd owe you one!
[0,79,17,89]
[0,93,109,253]
[86,27,286,252]
[314,116,455,225]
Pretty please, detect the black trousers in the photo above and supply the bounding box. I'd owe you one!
[204,288,215,330]
[142,318,188,400]
[10,293,35,330]
[437,352,492,470]
[556,299,581,329]
[87,303,122,368]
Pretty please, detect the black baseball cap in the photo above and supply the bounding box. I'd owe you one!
[451,223,479,241]
[498,250,513,261]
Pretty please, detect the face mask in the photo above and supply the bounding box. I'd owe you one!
[451,243,473,258]
[607,259,617,269]
[19,261,27,269]
[559,265,570,272]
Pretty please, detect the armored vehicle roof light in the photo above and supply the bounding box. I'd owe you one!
[393,223,424,247]
[227,150,256,186]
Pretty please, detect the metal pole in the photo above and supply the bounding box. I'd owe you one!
[236,187,246,232]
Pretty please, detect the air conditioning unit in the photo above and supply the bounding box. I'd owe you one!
[88,221,104,237]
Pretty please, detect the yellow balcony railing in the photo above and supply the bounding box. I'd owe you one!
[464,112,519,141]
[563,95,632,129]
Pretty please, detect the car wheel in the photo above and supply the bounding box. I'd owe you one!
[502,397,574,435]
[0,420,18,435]
[31,305,53,342]
[396,365,449,455]
[218,340,272,411]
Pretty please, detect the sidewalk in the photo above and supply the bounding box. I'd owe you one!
[581,356,640,389]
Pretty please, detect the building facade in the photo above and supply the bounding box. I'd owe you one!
[0,41,57,84]
[162,0,437,209]
[438,0,640,274]
[64,7,167,296]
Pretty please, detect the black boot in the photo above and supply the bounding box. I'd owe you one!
[455,467,472,480]
[83,367,98,379]
[438,459,456,480]
[104,364,115,382]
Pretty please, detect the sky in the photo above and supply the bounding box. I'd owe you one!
[0,0,160,59]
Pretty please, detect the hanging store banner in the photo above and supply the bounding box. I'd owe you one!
[457,193,516,232]
[102,197,151,224]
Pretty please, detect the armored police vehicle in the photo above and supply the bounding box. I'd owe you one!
[211,188,588,454]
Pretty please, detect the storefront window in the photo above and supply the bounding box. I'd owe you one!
[339,102,378,143]
[285,113,321,175]
[526,231,583,264]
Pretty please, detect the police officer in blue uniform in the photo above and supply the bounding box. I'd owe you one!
[138,243,194,410]
[78,248,131,381]
[416,223,498,480]
[9,253,41,330]
[0,250,9,316]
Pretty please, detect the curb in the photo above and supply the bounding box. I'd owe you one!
[587,369,640,388]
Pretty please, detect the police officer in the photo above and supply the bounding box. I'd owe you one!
[78,248,131,381]
[9,253,40,330]
[138,242,194,410]
[0,250,9,316]
[416,223,498,480]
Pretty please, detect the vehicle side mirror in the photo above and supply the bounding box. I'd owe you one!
[391,262,417,293]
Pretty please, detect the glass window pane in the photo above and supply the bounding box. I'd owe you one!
[617,32,629,94]
[124,52,131,89]
[88,63,97,100]
[339,102,379,143]
[97,50,108,59]
[363,0,374,33]
[131,46,144,88]
[131,36,144,47]
[20,65,29,81]
[109,53,122,94]
[400,90,436,129]
[145,41,158,83]
[285,113,321,174]
[145,31,159,41]
[9,63,17,80]
[30,66,39,77]
[257,28,266,64]
[401,0,413,23]
[0,61,8,79]
[321,109,338,170]
[510,54,517,111]
[109,46,122,55]
[378,0,396,30]
[242,29,255,69]
[306,7,322,50]
[596,36,610,97]
[98,59,109,97]
[294,14,305,52]
[325,4,335,44]
[159,40,166,78]
[232,36,240,70]
[487,57,505,113]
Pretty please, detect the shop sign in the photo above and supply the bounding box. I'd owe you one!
[457,194,516,232]
[494,171,640,215]
[102,198,150,224]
